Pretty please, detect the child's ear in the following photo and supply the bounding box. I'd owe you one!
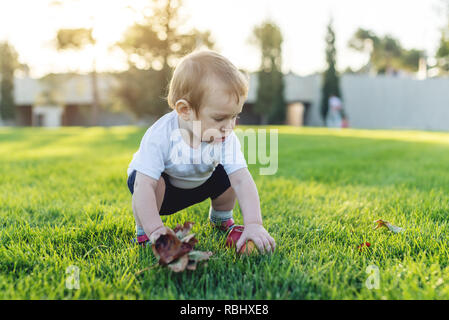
[175,99,193,121]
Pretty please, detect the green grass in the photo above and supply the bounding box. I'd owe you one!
[1,125,449,299]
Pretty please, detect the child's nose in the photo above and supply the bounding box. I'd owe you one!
[226,119,235,130]
[222,120,234,132]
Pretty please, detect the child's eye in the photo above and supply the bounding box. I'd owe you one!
[214,115,240,122]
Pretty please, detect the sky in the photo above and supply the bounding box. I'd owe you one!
[0,0,445,78]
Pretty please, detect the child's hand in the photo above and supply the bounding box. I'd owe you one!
[149,225,174,243]
[236,223,276,254]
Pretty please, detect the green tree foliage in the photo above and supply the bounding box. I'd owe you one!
[113,67,166,118]
[436,0,449,74]
[115,0,214,118]
[348,28,424,74]
[0,42,19,121]
[437,31,449,73]
[55,28,100,125]
[56,28,95,50]
[321,20,341,121]
[250,21,285,125]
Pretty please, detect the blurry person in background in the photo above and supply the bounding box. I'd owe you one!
[326,94,348,128]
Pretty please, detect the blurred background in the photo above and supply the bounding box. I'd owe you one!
[0,0,448,130]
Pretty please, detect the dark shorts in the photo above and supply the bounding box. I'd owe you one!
[127,164,232,215]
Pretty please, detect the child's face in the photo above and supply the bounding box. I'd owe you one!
[194,79,243,143]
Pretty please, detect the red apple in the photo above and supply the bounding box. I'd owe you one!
[225,226,244,248]
[225,226,259,255]
[239,239,258,255]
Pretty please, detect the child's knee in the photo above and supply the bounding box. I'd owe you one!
[211,186,236,211]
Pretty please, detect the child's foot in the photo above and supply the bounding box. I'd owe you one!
[131,234,151,247]
[210,218,235,232]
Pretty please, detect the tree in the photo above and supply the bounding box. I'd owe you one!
[0,42,19,122]
[250,20,285,125]
[437,31,449,73]
[436,0,449,74]
[115,0,214,118]
[113,67,166,118]
[348,28,424,74]
[55,28,100,125]
[321,20,341,122]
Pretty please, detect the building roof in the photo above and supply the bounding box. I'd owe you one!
[13,72,321,106]
[13,74,116,106]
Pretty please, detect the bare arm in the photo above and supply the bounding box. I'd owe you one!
[228,168,276,253]
[228,168,263,226]
[132,172,166,242]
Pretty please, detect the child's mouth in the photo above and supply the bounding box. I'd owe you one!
[206,137,226,143]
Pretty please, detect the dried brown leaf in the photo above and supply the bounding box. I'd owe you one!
[174,221,195,239]
[181,233,196,244]
[150,222,213,273]
[186,260,197,271]
[152,231,191,265]
[167,255,189,272]
[188,250,213,262]
[374,219,403,233]
[374,219,388,230]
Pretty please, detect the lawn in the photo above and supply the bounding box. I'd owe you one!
[1,125,449,299]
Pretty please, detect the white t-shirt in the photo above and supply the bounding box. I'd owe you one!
[127,110,247,189]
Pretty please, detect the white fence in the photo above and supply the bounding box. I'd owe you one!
[252,73,449,131]
[341,75,449,131]
[5,74,449,130]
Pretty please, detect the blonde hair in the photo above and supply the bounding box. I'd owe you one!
[167,50,249,117]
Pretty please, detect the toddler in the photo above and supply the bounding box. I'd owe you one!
[127,50,275,254]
